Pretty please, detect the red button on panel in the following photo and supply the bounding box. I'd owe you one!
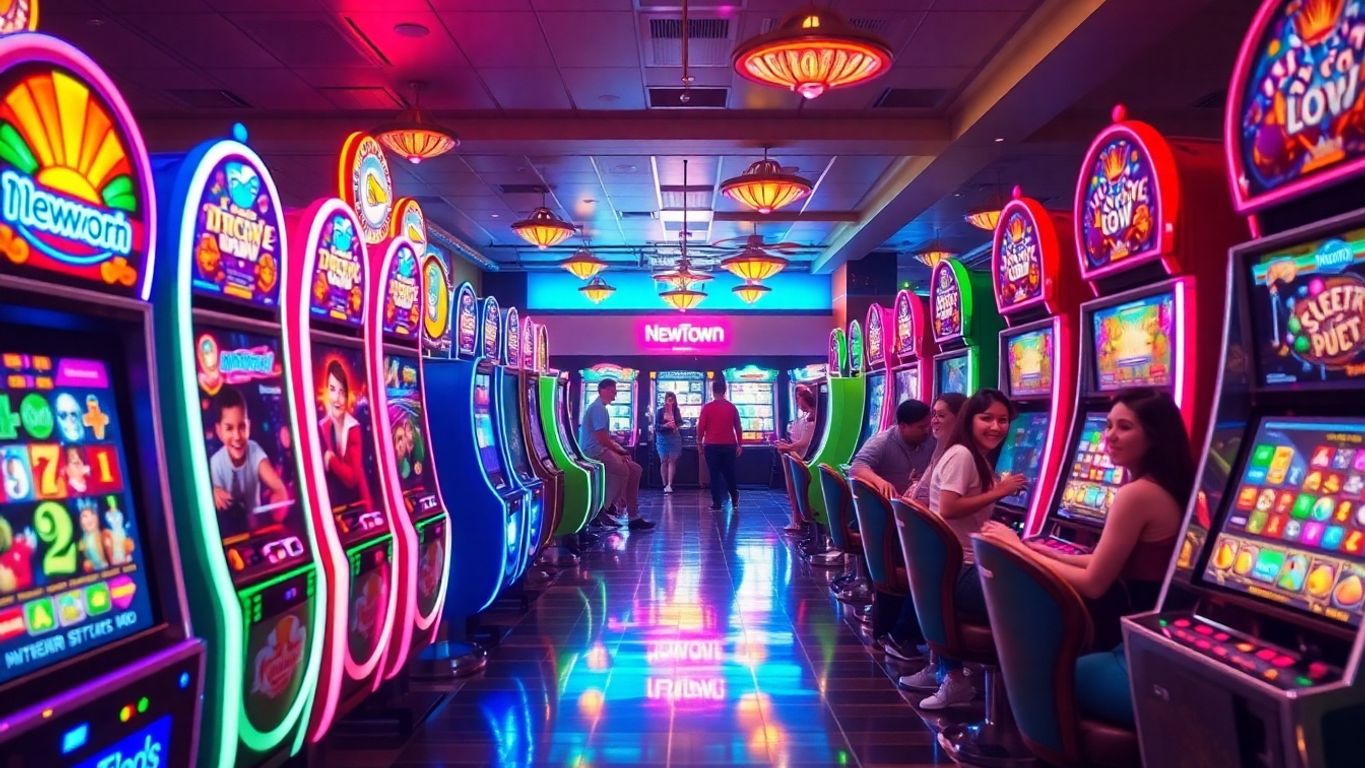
[1195,625,1214,636]
[1174,619,1191,628]
[1196,640,1213,650]
[1272,655,1294,668]
[1256,649,1277,661]
[1213,646,1228,657]
[1308,662,1330,680]
[1214,632,1230,642]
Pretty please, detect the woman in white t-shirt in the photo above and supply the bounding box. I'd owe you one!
[908,388,1026,710]
[777,386,817,534]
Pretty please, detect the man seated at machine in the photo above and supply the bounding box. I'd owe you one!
[849,399,935,498]
[580,379,655,531]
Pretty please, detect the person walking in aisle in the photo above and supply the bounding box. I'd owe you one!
[580,378,655,531]
[655,391,684,493]
[698,378,743,511]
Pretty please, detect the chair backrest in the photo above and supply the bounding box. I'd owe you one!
[817,465,854,552]
[891,498,964,654]
[972,536,1095,766]
[851,479,906,595]
[789,457,814,523]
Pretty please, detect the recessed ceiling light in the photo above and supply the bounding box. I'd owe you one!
[993,137,1005,143]
[88,17,107,26]
[394,22,430,38]
[490,213,501,218]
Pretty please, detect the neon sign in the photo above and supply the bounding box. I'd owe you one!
[480,296,500,362]
[338,132,392,246]
[189,153,282,307]
[931,260,968,342]
[384,240,421,339]
[1080,135,1158,272]
[1230,0,1365,209]
[995,210,1043,308]
[637,317,731,352]
[308,207,364,326]
[0,38,153,298]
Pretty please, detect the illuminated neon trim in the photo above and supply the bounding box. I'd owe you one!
[284,198,398,742]
[1171,277,1194,430]
[166,138,324,767]
[0,33,158,301]
[1072,107,1181,284]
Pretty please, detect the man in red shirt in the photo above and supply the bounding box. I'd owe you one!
[697,378,743,511]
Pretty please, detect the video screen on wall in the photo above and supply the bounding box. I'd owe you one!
[1057,412,1129,526]
[311,342,386,546]
[1247,228,1365,388]
[194,323,309,584]
[0,335,158,687]
[472,372,507,489]
[936,355,969,396]
[383,355,440,521]
[1092,291,1175,391]
[1203,418,1365,626]
[1006,327,1054,398]
[996,410,1051,509]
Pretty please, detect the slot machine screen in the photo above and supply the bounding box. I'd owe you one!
[193,323,309,584]
[895,367,919,405]
[1202,418,1365,626]
[500,374,535,483]
[526,380,551,463]
[473,372,508,490]
[729,379,776,443]
[311,342,386,546]
[383,354,439,520]
[861,372,886,445]
[996,410,1051,509]
[1006,327,1054,397]
[0,335,158,686]
[1057,412,1129,526]
[1092,291,1175,391]
[936,355,969,396]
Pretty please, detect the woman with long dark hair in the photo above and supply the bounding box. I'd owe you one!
[655,391,684,493]
[980,388,1193,727]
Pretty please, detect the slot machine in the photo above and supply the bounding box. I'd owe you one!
[374,234,451,679]
[1031,105,1244,553]
[859,304,895,448]
[805,328,864,526]
[0,32,204,767]
[529,323,598,540]
[929,257,1003,399]
[281,193,399,740]
[554,365,606,518]
[579,364,639,450]
[786,363,825,453]
[1125,4,1365,765]
[890,289,935,406]
[990,187,1087,535]
[152,128,326,767]
[489,300,543,575]
[711,365,780,487]
[515,317,568,562]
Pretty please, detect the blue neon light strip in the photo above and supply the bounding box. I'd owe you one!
[527,271,832,312]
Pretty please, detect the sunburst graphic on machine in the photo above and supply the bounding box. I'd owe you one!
[0,66,143,288]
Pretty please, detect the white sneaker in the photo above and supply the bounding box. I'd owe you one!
[664,485,673,493]
[918,674,974,710]
[897,666,939,691]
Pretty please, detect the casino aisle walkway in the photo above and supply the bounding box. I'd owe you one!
[320,489,959,767]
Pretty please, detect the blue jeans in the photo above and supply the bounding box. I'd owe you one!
[1076,645,1134,727]
[704,445,739,507]
[938,565,987,674]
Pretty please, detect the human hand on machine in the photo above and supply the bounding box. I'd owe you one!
[869,476,896,499]
[994,472,1028,498]
[979,520,1024,550]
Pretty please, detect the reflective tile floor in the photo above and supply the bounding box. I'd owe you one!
[321,489,969,767]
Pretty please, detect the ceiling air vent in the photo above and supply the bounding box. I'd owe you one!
[1192,89,1227,110]
[648,87,728,108]
[166,89,250,109]
[658,185,712,210]
[497,184,550,195]
[649,18,730,39]
[645,16,732,66]
[849,17,893,35]
[874,88,950,110]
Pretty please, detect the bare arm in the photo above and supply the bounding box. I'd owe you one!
[937,486,1011,520]
[850,464,896,498]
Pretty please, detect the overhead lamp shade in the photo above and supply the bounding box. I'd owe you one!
[964,208,1002,231]
[512,206,575,249]
[733,282,771,304]
[660,287,706,312]
[561,248,606,280]
[914,249,955,269]
[719,158,813,214]
[654,267,713,289]
[376,123,459,164]
[579,276,615,304]
[732,7,893,100]
[721,246,789,282]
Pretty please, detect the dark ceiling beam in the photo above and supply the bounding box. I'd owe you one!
[136,112,951,156]
[813,0,1233,274]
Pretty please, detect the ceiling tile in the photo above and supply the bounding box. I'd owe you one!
[122,13,281,68]
[538,12,640,68]
[205,68,332,111]
[464,155,534,174]
[479,68,571,110]
[441,12,556,68]
[531,0,634,9]
[897,11,1026,69]
[726,78,801,111]
[643,67,734,89]
[42,16,187,69]
[400,70,496,109]
[100,0,215,11]
[428,0,533,9]
[559,68,645,109]
[338,11,473,70]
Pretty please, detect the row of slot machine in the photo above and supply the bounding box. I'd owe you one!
[0,26,606,768]
[823,1,1365,761]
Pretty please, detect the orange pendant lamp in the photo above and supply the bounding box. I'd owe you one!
[660,286,707,311]
[721,242,789,282]
[732,7,893,100]
[963,208,1002,231]
[561,246,606,279]
[719,151,812,214]
[732,281,771,304]
[579,275,615,304]
[513,197,576,250]
[376,82,459,164]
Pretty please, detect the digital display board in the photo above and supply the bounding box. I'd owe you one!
[1092,291,1175,391]
[1057,412,1129,526]
[1006,327,1054,398]
[728,379,777,444]
[996,411,1051,509]
[0,340,157,686]
[310,342,385,546]
[1204,418,1365,626]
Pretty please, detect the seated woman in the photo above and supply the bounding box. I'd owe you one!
[776,386,817,534]
[906,388,1027,710]
[979,388,1193,728]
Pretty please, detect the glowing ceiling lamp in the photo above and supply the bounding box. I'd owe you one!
[512,196,576,250]
[660,286,707,311]
[579,276,615,304]
[733,281,771,304]
[964,208,1002,231]
[719,151,812,214]
[721,243,789,282]
[658,158,709,311]
[375,82,459,164]
[732,7,893,100]
[561,246,606,280]
[914,247,955,269]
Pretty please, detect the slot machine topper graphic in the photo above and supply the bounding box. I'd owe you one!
[891,289,933,404]
[929,257,1000,397]
[338,132,393,248]
[282,196,399,743]
[150,126,325,768]
[0,30,205,768]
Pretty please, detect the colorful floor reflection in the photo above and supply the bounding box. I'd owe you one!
[326,489,954,767]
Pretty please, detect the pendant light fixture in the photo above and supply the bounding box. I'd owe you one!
[732,6,893,100]
[659,158,707,312]
[732,281,771,304]
[719,149,813,214]
[512,190,576,250]
[963,208,1002,231]
[579,275,615,304]
[914,228,956,269]
[720,233,790,282]
[561,242,606,280]
[376,82,460,164]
